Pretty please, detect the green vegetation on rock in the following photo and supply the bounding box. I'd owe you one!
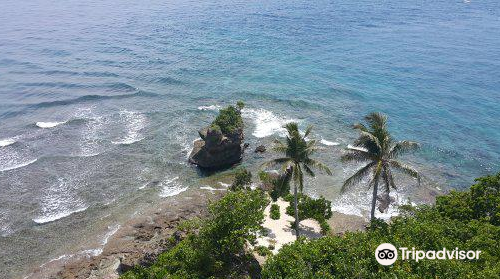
[211,105,243,135]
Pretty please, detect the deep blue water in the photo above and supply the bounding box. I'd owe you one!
[1,0,499,277]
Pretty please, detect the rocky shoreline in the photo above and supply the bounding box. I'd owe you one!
[25,191,224,279]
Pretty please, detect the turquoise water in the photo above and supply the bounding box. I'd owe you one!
[1,0,499,277]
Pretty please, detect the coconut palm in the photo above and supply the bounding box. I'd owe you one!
[263,122,332,238]
[342,112,420,221]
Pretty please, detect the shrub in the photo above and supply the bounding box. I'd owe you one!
[270,204,280,220]
[212,105,243,135]
[286,194,332,222]
[236,101,245,110]
[319,219,330,235]
[437,172,500,225]
[254,245,272,257]
[230,168,252,191]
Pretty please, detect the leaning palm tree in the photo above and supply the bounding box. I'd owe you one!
[342,112,421,221]
[263,122,332,238]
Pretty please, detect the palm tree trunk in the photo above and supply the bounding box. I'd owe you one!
[294,183,300,239]
[370,179,379,221]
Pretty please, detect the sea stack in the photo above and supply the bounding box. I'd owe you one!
[189,103,245,169]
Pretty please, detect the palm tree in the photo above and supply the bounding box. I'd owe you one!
[342,112,421,221]
[263,122,332,238]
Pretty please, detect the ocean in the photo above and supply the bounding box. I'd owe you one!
[1,0,499,277]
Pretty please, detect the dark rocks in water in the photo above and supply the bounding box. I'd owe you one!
[189,126,244,169]
[254,145,266,153]
[243,143,250,149]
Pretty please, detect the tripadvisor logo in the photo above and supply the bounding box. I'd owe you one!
[375,243,481,266]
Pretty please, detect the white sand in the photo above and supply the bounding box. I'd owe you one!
[255,198,322,254]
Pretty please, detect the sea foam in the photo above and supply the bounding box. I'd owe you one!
[0,138,16,147]
[111,110,146,145]
[36,121,67,128]
[320,139,340,146]
[33,178,88,224]
[159,176,188,197]
[241,108,296,138]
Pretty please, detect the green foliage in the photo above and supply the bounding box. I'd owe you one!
[236,101,245,110]
[177,217,202,234]
[270,204,280,220]
[254,245,272,257]
[318,219,330,235]
[437,172,500,225]
[259,171,291,201]
[285,194,332,222]
[230,168,252,191]
[211,105,243,135]
[262,173,500,278]
[121,190,269,279]
[202,189,269,258]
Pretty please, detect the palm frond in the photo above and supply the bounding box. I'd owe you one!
[303,125,313,138]
[389,160,421,185]
[389,140,420,158]
[353,123,368,132]
[341,150,371,163]
[342,162,376,192]
[304,158,332,175]
[365,112,387,131]
[354,131,381,154]
[302,164,315,177]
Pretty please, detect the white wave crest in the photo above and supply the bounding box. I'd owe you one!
[200,186,227,192]
[36,121,66,128]
[241,108,296,138]
[347,144,368,152]
[111,110,147,145]
[320,139,340,146]
[331,185,415,221]
[159,176,188,197]
[0,138,16,147]
[0,158,37,172]
[33,178,87,224]
[197,105,221,111]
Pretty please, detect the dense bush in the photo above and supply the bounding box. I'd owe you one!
[262,173,500,278]
[231,168,252,191]
[121,189,268,279]
[211,105,243,135]
[436,172,500,225]
[270,204,280,220]
[254,245,272,257]
[285,194,332,222]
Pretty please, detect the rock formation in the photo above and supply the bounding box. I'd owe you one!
[189,104,245,169]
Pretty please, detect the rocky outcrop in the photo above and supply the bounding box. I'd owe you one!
[254,145,266,153]
[189,126,244,169]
